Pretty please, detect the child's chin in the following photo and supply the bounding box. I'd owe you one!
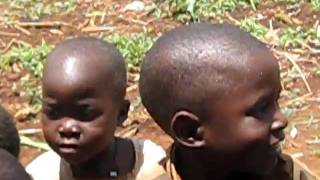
[59,152,88,165]
[62,155,81,164]
[254,156,279,175]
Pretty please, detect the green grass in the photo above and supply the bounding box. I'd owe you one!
[156,0,320,22]
[239,18,320,48]
[0,41,52,113]
[275,0,300,4]
[104,33,155,70]
[0,40,52,77]
[155,0,261,22]
[309,0,320,8]
[240,18,269,39]
[0,0,77,21]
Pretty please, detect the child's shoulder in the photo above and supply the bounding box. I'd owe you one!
[263,153,318,180]
[129,139,169,180]
[26,150,61,180]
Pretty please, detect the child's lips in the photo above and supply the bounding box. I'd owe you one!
[59,143,80,154]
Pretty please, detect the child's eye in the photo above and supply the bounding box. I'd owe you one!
[246,100,275,120]
[43,106,61,120]
[77,106,98,121]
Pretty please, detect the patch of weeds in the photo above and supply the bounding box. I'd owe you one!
[305,27,320,46]
[0,40,52,77]
[0,0,77,21]
[279,27,320,48]
[155,0,261,22]
[309,0,320,9]
[311,67,320,77]
[104,33,155,70]
[1,41,51,114]
[281,106,296,119]
[312,149,320,158]
[280,27,305,48]
[304,114,315,127]
[20,75,42,113]
[240,18,268,39]
[274,0,300,5]
[289,88,302,98]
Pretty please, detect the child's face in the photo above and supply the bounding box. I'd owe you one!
[202,54,287,174]
[42,62,123,164]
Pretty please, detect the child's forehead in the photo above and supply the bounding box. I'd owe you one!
[43,57,115,99]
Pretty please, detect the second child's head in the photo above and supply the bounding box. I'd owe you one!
[0,105,20,157]
[0,148,31,180]
[42,37,129,164]
[140,23,288,174]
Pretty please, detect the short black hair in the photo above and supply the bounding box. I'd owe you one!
[139,23,272,135]
[0,148,31,180]
[0,105,20,157]
[44,37,127,103]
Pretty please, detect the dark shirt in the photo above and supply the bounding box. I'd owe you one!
[163,146,318,180]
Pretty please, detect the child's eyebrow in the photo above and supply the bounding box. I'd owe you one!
[249,89,277,108]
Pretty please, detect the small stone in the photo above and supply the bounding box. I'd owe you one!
[124,1,145,12]
[290,126,298,139]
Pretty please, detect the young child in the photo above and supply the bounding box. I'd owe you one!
[0,105,20,157]
[0,148,31,180]
[139,23,317,180]
[26,37,168,180]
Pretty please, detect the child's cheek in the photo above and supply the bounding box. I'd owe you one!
[238,116,271,146]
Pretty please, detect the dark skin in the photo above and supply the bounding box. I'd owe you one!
[0,148,31,180]
[42,39,133,179]
[0,105,20,157]
[140,23,289,180]
[171,50,287,180]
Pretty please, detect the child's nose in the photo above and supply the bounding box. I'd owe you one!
[271,110,288,131]
[58,119,81,139]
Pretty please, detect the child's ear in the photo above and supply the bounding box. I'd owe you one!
[117,99,130,126]
[171,111,205,148]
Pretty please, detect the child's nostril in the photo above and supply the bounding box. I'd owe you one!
[59,129,80,139]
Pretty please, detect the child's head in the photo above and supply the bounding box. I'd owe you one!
[42,37,129,164]
[140,23,288,174]
[0,105,20,157]
[0,148,31,180]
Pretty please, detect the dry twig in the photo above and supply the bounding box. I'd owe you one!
[0,31,19,37]
[1,38,31,53]
[81,26,115,33]
[275,51,312,94]
[19,128,42,135]
[15,21,73,28]
[14,24,31,36]
[306,140,320,145]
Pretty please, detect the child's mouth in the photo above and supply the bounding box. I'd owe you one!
[59,144,80,153]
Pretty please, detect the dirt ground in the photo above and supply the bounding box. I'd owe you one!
[0,0,319,177]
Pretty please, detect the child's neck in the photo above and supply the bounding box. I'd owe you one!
[70,138,134,179]
[173,144,232,180]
